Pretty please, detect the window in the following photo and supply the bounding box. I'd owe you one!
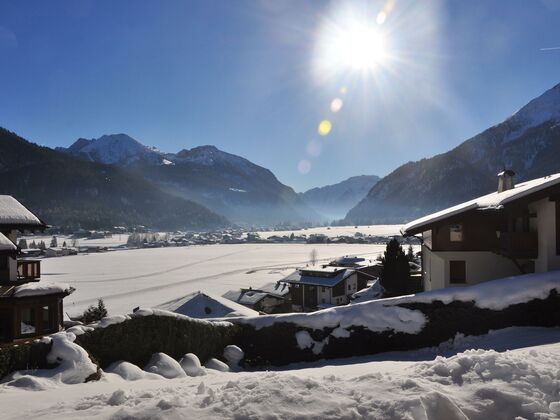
[348,284,351,290]
[321,298,326,304]
[450,224,463,242]
[20,307,36,335]
[423,230,432,249]
[322,287,326,292]
[449,261,466,284]
[41,305,51,332]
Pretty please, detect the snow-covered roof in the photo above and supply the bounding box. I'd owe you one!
[0,196,45,228]
[12,281,75,298]
[401,173,560,235]
[156,291,259,319]
[281,268,355,287]
[0,232,17,254]
[223,282,290,306]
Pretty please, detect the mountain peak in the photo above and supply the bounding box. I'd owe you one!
[64,133,162,166]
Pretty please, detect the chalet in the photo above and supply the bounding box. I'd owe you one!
[0,195,73,343]
[280,266,358,311]
[401,171,560,291]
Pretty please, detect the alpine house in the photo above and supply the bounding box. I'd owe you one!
[401,171,560,291]
[0,196,73,343]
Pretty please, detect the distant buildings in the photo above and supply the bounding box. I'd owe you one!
[223,282,290,313]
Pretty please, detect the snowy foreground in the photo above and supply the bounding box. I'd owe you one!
[42,243,388,316]
[2,327,560,419]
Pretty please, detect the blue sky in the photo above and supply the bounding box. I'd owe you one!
[1,0,559,191]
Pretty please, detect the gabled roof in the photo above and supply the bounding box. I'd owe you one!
[222,282,290,306]
[0,196,46,230]
[156,291,259,319]
[401,173,560,236]
[280,267,355,287]
[0,232,17,255]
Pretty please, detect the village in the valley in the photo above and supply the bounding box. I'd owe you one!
[1,1,560,419]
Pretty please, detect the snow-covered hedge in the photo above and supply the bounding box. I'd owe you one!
[74,310,239,369]
[234,271,560,366]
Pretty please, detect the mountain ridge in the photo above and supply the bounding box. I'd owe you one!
[344,82,560,224]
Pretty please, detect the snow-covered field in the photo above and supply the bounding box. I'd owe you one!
[2,327,560,419]
[43,243,387,317]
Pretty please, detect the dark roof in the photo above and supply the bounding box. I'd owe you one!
[280,267,355,287]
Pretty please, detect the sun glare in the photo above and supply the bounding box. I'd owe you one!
[336,25,387,70]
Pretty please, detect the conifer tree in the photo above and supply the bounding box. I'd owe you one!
[380,239,410,296]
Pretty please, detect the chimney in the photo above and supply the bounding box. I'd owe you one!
[497,169,515,193]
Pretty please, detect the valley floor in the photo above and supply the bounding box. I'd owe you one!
[2,326,560,419]
[44,243,390,317]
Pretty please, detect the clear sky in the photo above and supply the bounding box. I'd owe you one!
[1,0,559,191]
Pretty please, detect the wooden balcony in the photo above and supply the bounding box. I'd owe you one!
[498,232,538,259]
[17,259,41,281]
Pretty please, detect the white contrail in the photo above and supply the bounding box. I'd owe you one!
[540,46,560,51]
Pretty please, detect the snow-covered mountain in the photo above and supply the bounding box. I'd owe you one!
[59,134,164,166]
[345,82,560,224]
[61,135,320,226]
[300,175,380,220]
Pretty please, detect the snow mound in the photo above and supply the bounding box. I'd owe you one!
[397,270,560,310]
[243,298,426,337]
[144,353,186,379]
[5,375,52,391]
[106,361,162,381]
[223,345,244,367]
[179,353,206,377]
[205,358,230,372]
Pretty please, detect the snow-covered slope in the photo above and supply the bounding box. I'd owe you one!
[60,134,163,166]
[345,82,560,224]
[300,175,380,220]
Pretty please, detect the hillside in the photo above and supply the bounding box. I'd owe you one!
[300,175,380,220]
[345,82,560,224]
[0,128,227,231]
[61,136,320,226]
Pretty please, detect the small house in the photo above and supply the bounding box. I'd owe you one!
[0,195,74,343]
[401,171,560,291]
[223,282,290,313]
[280,266,358,311]
[156,291,259,319]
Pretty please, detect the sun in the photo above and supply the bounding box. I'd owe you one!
[330,24,388,71]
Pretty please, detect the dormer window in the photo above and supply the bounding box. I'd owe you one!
[450,224,463,242]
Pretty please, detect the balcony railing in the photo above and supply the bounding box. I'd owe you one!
[17,259,41,281]
[498,232,538,259]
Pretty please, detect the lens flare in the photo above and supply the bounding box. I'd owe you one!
[330,98,343,113]
[297,159,311,174]
[376,11,387,25]
[306,139,322,157]
[318,120,332,136]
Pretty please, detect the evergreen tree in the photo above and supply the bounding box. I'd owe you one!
[29,240,37,249]
[380,239,410,296]
[81,298,108,324]
[18,238,28,249]
[62,241,67,248]
[50,236,58,248]
[406,245,415,262]
[38,240,46,250]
